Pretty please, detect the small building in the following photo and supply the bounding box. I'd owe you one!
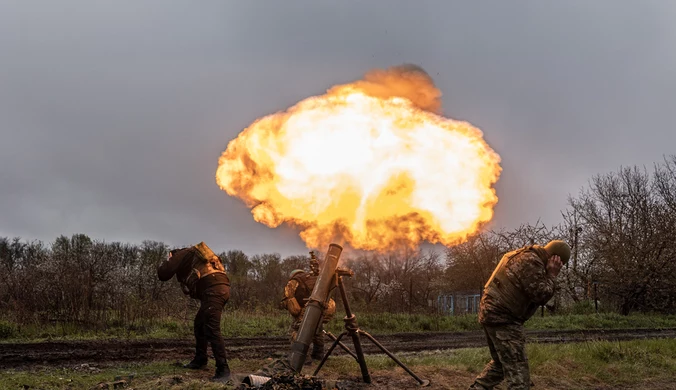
[437,291,481,315]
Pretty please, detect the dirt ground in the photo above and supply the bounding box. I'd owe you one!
[2,327,674,369]
[327,367,676,390]
[56,362,676,390]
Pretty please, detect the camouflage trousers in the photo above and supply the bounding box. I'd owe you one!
[469,323,532,390]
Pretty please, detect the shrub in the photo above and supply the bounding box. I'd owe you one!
[0,320,17,339]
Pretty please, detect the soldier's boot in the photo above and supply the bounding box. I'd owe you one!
[468,382,490,390]
[183,359,207,370]
[211,363,231,382]
[311,343,325,361]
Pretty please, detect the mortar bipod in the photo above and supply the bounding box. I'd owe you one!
[313,271,430,387]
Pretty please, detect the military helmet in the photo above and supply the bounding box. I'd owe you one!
[544,240,571,264]
[290,269,305,278]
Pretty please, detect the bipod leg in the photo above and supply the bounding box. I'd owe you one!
[313,331,347,376]
[358,330,430,387]
[345,316,371,384]
[324,330,358,360]
[336,275,371,384]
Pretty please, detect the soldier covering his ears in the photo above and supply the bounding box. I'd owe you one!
[157,242,232,382]
[469,240,570,390]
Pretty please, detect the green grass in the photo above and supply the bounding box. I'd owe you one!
[318,338,676,389]
[0,360,250,390]
[525,338,676,387]
[526,312,676,330]
[3,339,675,389]
[2,311,676,343]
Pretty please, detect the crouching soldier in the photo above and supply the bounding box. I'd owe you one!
[279,251,336,362]
[157,242,231,382]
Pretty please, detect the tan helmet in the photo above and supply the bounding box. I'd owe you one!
[544,240,571,264]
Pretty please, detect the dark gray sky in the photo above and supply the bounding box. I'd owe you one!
[1,1,674,257]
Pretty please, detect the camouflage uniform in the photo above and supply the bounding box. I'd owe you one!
[281,270,336,360]
[288,301,336,351]
[470,246,555,390]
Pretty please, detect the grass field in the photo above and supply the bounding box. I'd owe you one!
[2,338,675,389]
[2,311,676,342]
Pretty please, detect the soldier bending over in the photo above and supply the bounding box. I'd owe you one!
[157,242,232,382]
[469,240,570,390]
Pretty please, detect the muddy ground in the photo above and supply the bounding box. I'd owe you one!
[2,327,674,369]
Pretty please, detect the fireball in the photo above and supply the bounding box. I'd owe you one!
[216,65,501,251]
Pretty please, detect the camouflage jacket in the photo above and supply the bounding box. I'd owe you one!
[479,246,555,325]
[280,271,336,323]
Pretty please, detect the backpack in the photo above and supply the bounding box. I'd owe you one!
[181,242,226,298]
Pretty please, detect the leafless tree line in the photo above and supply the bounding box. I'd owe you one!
[0,235,444,327]
[1,157,675,329]
[0,237,314,327]
[0,237,184,327]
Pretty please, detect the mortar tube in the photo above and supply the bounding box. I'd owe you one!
[288,243,342,372]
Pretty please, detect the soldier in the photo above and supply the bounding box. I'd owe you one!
[468,240,570,390]
[279,251,336,362]
[157,242,232,382]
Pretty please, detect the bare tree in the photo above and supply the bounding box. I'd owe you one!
[220,250,253,309]
[567,165,676,314]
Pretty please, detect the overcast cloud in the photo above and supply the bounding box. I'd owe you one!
[1,1,674,256]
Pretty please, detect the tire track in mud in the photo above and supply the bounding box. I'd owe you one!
[2,328,674,369]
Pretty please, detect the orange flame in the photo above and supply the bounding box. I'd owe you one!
[216,65,501,251]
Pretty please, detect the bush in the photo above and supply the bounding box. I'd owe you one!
[570,300,598,315]
[0,320,17,339]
